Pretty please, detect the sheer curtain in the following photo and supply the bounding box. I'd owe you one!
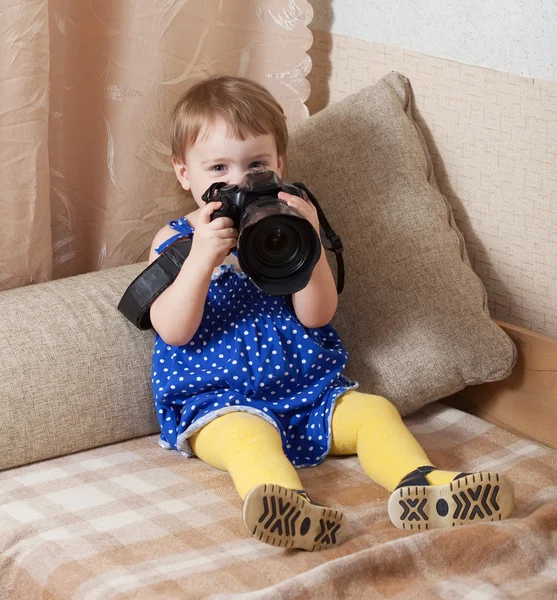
[0,0,313,290]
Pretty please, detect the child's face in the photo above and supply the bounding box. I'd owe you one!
[173,118,284,208]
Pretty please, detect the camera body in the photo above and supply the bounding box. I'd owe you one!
[202,170,320,296]
[202,170,304,228]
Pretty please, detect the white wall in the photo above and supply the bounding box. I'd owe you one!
[310,0,557,81]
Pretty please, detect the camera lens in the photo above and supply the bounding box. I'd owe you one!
[238,199,320,295]
[261,228,289,256]
[252,222,301,269]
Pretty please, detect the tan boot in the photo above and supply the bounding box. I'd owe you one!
[388,466,515,530]
[242,483,347,551]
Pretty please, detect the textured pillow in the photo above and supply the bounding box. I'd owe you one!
[0,264,157,470]
[287,71,516,415]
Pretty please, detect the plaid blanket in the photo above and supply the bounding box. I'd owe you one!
[1,403,556,599]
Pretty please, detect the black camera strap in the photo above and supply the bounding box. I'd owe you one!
[118,187,345,330]
[117,237,193,330]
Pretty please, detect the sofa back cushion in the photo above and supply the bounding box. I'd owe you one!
[0,265,157,470]
[286,71,516,415]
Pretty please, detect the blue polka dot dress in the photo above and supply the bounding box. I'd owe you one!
[152,217,358,467]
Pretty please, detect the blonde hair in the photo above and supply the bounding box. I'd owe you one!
[170,76,288,164]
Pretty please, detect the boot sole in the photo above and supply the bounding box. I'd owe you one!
[242,483,347,551]
[388,472,514,530]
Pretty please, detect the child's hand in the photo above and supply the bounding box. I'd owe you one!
[190,202,238,270]
[278,192,320,233]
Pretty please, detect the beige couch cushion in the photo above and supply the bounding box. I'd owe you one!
[287,71,516,415]
[2,404,556,597]
[0,265,157,471]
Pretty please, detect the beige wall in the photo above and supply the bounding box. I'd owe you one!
[307,30,557,339]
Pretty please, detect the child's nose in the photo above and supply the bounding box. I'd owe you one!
[228,170,249,187]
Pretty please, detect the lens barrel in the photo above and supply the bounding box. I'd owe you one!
[238,198,320,295]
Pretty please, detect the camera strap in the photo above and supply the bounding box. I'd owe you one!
[118,187,345,330]
[117,237,192,330]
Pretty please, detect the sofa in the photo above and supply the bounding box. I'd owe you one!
[1,72,557,599]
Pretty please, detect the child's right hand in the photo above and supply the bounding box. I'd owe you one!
[189,202,238,271]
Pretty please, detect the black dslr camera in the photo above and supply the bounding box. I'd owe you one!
[202,170,321,296]
[118,170,344,330]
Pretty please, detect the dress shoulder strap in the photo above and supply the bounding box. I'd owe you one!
[155,217,194,255]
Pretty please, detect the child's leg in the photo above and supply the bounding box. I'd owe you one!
[330,390,458,490]
[330,390,514,529]
[190,411,301,499]
[190,412,346,550]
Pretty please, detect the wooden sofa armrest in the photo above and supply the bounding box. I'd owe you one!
[447,321,557,449]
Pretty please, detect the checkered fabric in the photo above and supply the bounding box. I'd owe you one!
[1,403,556,599]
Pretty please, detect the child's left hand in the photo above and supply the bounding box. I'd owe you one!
[278,192,320,234]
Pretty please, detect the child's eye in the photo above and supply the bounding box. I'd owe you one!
[249,161,266,170]
[210,164,226,172]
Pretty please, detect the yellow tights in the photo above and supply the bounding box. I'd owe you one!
[190,390,459,499]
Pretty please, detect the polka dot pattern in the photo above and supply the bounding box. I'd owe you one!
[152,218,357,467]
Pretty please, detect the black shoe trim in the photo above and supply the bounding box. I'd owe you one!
[396,467,472,490]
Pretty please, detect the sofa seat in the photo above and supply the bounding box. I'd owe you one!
[2,402,556,599]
